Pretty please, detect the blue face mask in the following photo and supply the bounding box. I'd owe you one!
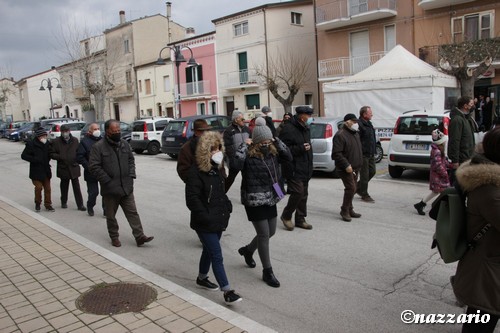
[306,117,313,126]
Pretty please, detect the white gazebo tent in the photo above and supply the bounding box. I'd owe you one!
[322,45,459,128]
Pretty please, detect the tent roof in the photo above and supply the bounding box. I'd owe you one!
[323,45,457,92]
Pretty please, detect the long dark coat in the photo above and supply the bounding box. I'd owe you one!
[448,107,477,164]
[49,135,81,179]
[21,138,52,181]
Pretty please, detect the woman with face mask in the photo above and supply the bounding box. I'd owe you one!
[185,131,242,305]
[234,117,292,287]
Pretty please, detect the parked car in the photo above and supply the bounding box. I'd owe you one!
[48,121,86,141]
[130,117,173,155]
[0,122,9,138]
[5,121,29,139]
[79,121,132,142]
[161,115,231,159]
[310,117,383,176]
[21,118,79,142]
[387,110,450,178]
[8,122,36,142]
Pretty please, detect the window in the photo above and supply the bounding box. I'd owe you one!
[305,93,313,106]
[233,21,249,37]
[70,75,74,89]
[384,24,396,52]
[124,39,130,53]
[452,11,493,43]
[209,101,217,115]
[245,94,260,110]
[84,41,90,56]
[145,79,151,95]
[147,109,153,117]
[291,12,302,25]
[138,80,142,93]
[125,71,132,90]
[186,65,203,95]
[163,75,170,92]
[155,120,169,131]
[350,0,368,15]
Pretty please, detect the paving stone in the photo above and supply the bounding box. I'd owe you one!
[142,305,174,321]
[177,306,209,321]
[132,321,166,333]
[47,312,80,329]
[200,318,233,333]
[17,317,50,332]
[163,318,196,333]
[94,321,129,333]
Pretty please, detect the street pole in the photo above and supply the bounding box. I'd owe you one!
[48,84,54,119]
[175,49,182,118]
[39,78,61,119]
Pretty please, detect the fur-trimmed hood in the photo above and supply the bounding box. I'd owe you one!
[456,154,500,192]
[195,131,225,173]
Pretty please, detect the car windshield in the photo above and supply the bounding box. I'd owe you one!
[164,121,186,134]
[397,116,442,135]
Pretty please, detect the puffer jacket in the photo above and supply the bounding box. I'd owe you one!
[88,136,135,197]
[235,138,292,207]
[21,138,52,181]
[452,154,500,315]
[186,131,232,233]
[223,123,251,169]
[49,135,81,179]
[76,134,101,182]
[278,115,313,181]
[448,107,477,164]
[332,127,363,171]
[429,143,452,193]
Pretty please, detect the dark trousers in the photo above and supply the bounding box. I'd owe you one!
[225,168,239,193]
[357,156,376,197]
[281,178,309,223]
[196,231,229,291]
[462,307,499,333]
[60,178,84,208]
[103,192,144,240]
[32,178,52,208]
[86,180,102,210]
[339,170,359,212]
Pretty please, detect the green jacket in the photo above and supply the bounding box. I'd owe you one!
[447,108,477,164]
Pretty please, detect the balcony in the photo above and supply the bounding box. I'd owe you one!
[219,69,260,90]
[316,0,397,30]
[318,51,386,80]
[418,0,474,11]
[178,80,211,100]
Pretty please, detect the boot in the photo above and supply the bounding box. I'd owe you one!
[238,246,256,268]
[263,267,280,288]
[414,201,426,215]
[349,210,361,218]
[340,210,352,222]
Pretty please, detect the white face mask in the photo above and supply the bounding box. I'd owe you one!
[211,151,224,165]
[266,112,272,117]
[350,123,359,131]
[92,130,101,138]
[39,137,47,144]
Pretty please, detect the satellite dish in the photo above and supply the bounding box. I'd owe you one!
[439,58,451,71]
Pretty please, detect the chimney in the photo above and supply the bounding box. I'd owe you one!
[166,2,171,19]
[119,10,126,24]
[186,27,195,38]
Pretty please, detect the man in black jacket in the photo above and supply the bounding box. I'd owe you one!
[332,114,363,222]
[278,106,314,230]
[77,123,103,216]
[357,106,376,202]
[89,120,154,248]
[223,110,251,192]
[261,106,277,137]
[21,128,55,212]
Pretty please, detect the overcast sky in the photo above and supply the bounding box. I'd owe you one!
[0,0,284,81]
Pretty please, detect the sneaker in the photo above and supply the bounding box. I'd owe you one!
[295,221,312,230]
[87,207,94,216]
[281,216,294,231]
[35,204,41,212]
[61,203,68,209]
[223,290,242,304]
[78,206,87,212]
[361,196,375,203]
[46,206,55,212]
[196,277,219,291]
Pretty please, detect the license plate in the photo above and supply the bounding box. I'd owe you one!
[406,143,428,150]
[166,137,175,141]
[133,135,140,139]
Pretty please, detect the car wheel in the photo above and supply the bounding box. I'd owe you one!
[375,144,383,163]
[388,165,404,178]
[167,153,178,159]
[134,149,144,154]
[147,142,161,155]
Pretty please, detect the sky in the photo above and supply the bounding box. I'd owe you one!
[0,0,285,81]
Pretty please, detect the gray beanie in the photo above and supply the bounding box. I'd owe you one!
[232,110,243,121]
[252,117,273,144]
[261,106,270,113]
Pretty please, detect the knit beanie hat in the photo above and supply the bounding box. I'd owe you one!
[252,117,273,144]
[35,128,47,137]
[232,110,243,121]
[432,129,447,145]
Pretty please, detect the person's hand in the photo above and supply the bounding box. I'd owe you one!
[346,165,353,173]
[245,138,252,145]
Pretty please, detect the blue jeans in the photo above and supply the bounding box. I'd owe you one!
[196,231,229,291]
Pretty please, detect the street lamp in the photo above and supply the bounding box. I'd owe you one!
[39,78,62,119]
[157,45,198,118]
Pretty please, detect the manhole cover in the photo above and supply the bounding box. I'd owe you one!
[76,282,157,315]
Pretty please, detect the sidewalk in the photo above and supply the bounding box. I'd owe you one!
[0,198,276,333]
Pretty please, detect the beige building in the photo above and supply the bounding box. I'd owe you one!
[213,0,318,119]
[0,78,21,122]
[135,62,175,118]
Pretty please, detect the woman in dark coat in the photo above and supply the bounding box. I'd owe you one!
[21,128,55,212]
[185,131,242,304]
[235,118,291,287]
[453,127,500,333]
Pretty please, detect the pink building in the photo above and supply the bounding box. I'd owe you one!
[170,32,218,118]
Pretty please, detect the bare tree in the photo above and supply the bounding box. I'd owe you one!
[255,51,311,113]
[438,37,500,97]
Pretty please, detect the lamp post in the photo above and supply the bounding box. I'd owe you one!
[157,45,197,118]
[39,78,62,119]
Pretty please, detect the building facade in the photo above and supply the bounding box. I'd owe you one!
[0,78,21,122]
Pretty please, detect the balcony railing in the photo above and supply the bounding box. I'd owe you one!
[219,69,260,90]
[178,80,211,98]
[318,51,386,79]
[316,0,397,30]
